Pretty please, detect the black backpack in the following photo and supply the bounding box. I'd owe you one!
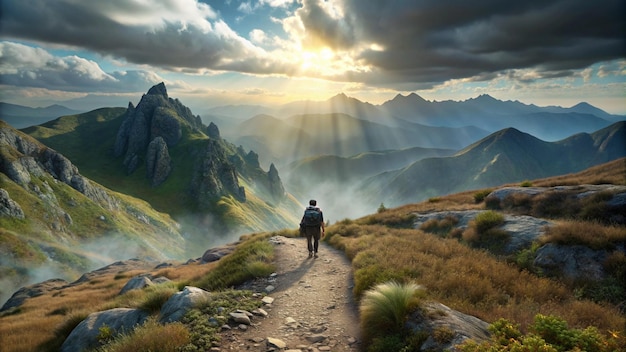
[303,207,322,226]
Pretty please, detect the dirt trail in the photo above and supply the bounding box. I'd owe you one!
[220,235,361,351]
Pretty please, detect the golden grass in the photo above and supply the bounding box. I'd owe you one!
[360,281,425,345]
[325,223,624,334]
[531,157,626,187]
[95,318,190,352]
[539,220,626,250]
[0,261,215,352]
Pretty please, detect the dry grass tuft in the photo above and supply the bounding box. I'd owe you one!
[539,220,626,250]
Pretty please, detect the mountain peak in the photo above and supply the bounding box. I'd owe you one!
[473,94,497,102]
[147,82,168,98]
[328,92,350,102]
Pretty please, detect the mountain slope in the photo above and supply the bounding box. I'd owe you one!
[285,146,456,188]
[0,121,184,306]
[25,84,301,242]
[364,122,626,207]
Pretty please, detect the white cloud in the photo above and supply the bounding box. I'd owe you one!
[0,41,164,92]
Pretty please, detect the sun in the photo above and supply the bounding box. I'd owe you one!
[300,47,335,73]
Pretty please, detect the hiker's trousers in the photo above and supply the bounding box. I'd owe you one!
[304,226,321,253]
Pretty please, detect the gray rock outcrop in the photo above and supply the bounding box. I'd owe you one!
[114,82,202,179]
[201,244,236,263]
[0,122,119,210]
[534,243,619,281]
[61,308,149,352]
[0,188,24,219]
[1,278,68,312]
[192,139,246,205]
[267,163,286,202]
[407,302,490,351]
[159,286,212,323]
[207,121,221,139]
[118,275,155,295]
[146,137,172,186]
[414,210,553,254]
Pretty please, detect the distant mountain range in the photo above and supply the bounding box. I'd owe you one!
[0,102,83,129]
[361,122,626,207]
[201,92,623,168]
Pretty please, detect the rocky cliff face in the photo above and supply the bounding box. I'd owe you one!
[0,122,118,210]
[114,82,202,184]
[114,83,286,207]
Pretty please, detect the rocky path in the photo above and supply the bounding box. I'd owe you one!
[219,236,361,351]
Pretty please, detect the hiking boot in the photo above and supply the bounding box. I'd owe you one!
[314,252,319,258]
[308,251,313,258]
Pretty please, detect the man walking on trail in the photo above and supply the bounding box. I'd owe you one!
[300,199,325,258]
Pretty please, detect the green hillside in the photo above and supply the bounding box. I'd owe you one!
[24,94,301,239]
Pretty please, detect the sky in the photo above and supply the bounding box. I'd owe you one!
[1,0,625,114]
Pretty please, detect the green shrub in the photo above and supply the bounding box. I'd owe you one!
[460,315,624,352]
[520,180,533,187]
[368,334,406,352]
[192,233,275,290]
[360,281,424,346]
[473,211,505,233]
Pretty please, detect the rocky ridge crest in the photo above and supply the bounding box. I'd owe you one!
[113,82,285,203]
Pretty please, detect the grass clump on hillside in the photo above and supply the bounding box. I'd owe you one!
[419,215,462,238]
[360,281,425,351]
[192,232,275,290]
[461,211,510,252]
[95,318,190,352]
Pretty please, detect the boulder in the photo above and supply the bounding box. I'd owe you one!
[406,302,490,351]
[201,244,236,263]
[118,275,154,295]
[1,278,68,312]
[534,243,613,281]
[61,308,149,352]
[159,286,212,323]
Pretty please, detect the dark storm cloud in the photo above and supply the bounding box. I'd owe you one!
[335,0,625,85]
[1,0,271,72]
[1,0,624,88]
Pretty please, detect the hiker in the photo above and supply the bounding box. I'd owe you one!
[300,199,325,258]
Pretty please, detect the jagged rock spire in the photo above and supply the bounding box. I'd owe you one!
[147,82,168,98]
